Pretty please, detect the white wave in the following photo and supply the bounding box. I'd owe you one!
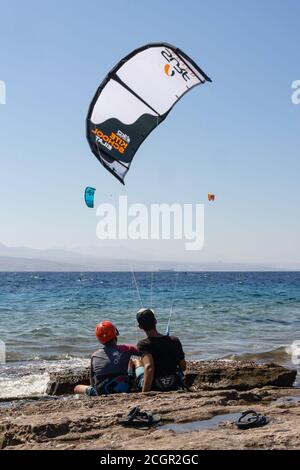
[0,372,50,399]
[0,357,90,399]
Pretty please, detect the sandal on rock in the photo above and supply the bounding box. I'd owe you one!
[118,406,161,427]
[235,409,269,430]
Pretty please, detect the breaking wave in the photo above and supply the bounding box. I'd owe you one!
[222,346,292,364]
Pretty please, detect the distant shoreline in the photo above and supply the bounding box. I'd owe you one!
[1,267,300,273]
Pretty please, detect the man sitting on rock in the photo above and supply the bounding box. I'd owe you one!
[131,309,186,393]
[74,320,138,396]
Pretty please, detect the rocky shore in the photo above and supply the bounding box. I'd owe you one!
[46,359,297,395]
[0,360,299,450]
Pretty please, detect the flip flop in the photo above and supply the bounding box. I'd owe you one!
[119,406,161,427]
[235,409,269,430]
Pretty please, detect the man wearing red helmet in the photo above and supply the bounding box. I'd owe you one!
[74,320,138,396]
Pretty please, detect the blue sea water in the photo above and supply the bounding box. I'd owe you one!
[0,271,299,398]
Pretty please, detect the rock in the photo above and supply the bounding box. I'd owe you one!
[0,433,6,450]
[1,387,300,450]
[185,360,297,391]
[46,360,297,395]
[46,368,90,395]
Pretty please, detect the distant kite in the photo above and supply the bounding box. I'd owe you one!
[86,42,211,184]
[208,193,215,202]
[84,187,96,208]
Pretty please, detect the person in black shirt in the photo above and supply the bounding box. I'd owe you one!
[132,308,186,392]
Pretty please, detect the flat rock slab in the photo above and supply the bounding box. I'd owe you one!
[185,360,297,390]
[46,360,297,395]
[1,387,300,450]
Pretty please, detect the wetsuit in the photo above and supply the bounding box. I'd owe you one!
[88,343,138,395]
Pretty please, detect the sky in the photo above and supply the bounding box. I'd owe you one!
[0,0,300,266]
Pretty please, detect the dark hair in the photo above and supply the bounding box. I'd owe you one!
[136,309,156,331]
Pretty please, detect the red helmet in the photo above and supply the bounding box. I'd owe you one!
[95,320,118,344]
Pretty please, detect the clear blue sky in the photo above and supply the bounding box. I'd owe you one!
[0,0,299,265]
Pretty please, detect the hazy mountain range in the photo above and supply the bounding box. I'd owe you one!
[0,243,298,271]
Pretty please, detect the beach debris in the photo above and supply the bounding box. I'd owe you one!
[86,43,211,184]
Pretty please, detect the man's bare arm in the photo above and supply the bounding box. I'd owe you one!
[142,353,155,392]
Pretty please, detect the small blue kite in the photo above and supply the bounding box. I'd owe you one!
[84,187,96,208]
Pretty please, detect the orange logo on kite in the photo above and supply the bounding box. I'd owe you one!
[164,63,175,77]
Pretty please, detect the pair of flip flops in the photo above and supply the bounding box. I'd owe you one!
[235,409,269,430]
[118,406,161,427]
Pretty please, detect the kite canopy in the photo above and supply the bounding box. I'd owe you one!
[84,187,96,208]
[86,43,211,184]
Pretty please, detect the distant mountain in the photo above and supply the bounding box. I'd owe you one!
[0,242,298,271]
[0,254,173,272]
[0,243,164,271]
[0,256,79,271]
[0,243,91,262]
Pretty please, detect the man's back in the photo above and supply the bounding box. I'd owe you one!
[137,335,184,378]
[92,343,137,379]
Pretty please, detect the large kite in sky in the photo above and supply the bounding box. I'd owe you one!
[86,42,211,184]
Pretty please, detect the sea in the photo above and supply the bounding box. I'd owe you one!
[0,271,299,399]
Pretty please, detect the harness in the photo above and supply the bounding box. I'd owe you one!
[153,369,190,392]
[90,354,130,395]
[95,373,130,395]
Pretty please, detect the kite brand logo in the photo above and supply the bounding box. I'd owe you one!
[117,130,130,143]
[96,196,204,251]
[92,128,129,154]
[164,64,175,77]
[161,49,190,81]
